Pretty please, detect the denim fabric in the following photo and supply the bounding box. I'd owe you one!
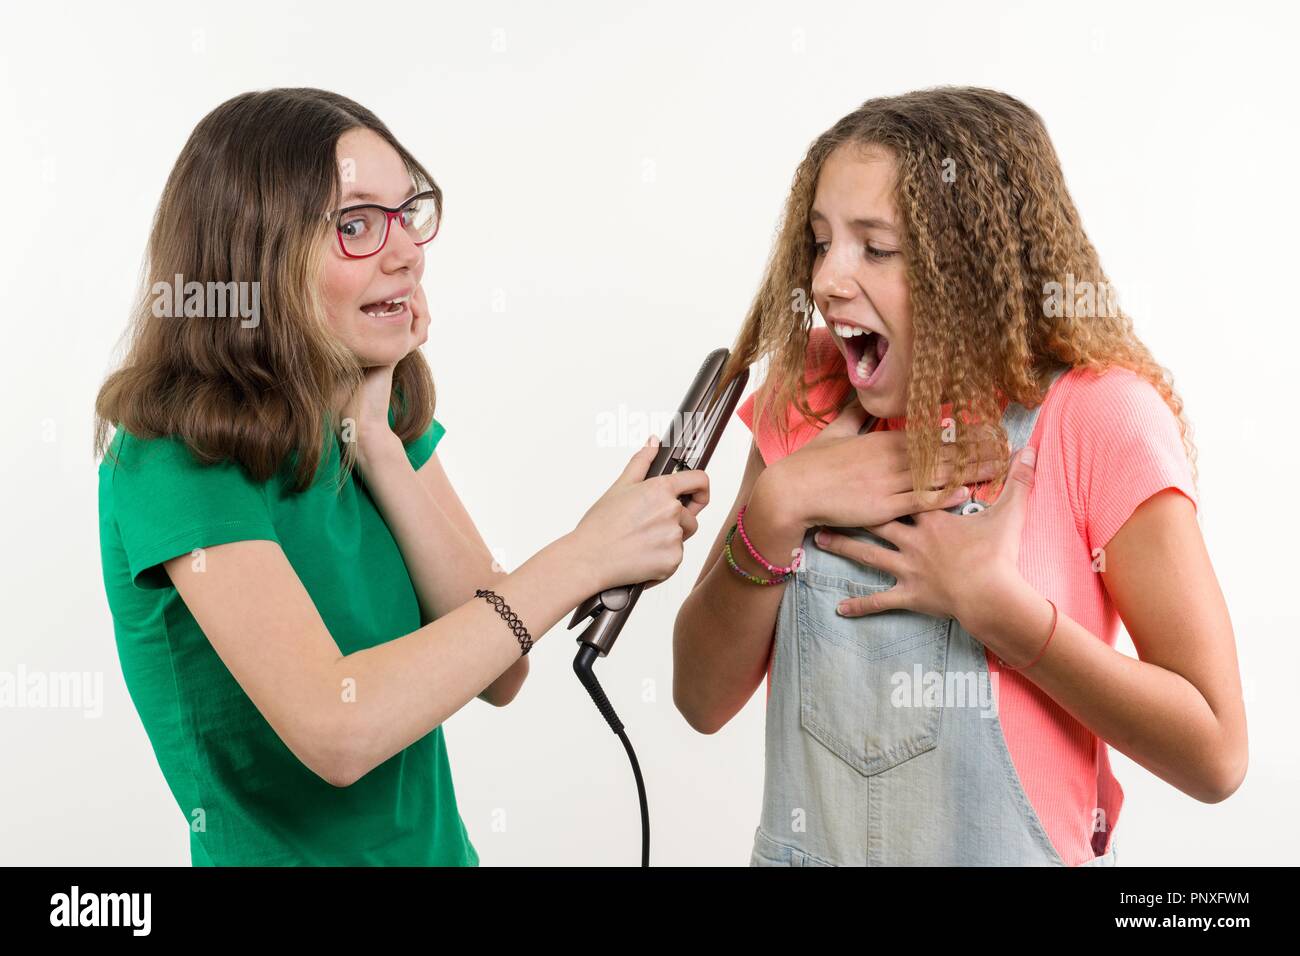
[749,366,1116,866]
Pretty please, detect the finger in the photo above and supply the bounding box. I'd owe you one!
[934,433,1004,462]
[993,445,1038,524]
[930,455,1003,488]
[680,510,699,541]
[813,530,905,578]
[682,484,710,517]
[863,518,913,547]
[935,450,1003,486]
[907,484,973,513]
[836,587,910,617]
[666,466,709,499]
[616,437,662,485]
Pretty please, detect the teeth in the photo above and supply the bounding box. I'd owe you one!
[362,294,410,317]
[835,322,888,343]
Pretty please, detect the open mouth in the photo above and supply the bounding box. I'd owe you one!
[359,294,410,319]
[833,322,890,387]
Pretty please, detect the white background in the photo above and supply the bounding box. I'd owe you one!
[1,0,1296,865]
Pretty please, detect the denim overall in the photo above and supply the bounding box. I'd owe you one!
[750,366,1117,866]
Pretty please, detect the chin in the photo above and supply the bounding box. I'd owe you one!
[854,390,903,421]
[344,329,411,367]
[357,345,409,368]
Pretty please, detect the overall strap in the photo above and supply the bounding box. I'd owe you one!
[1003,363,1069,448]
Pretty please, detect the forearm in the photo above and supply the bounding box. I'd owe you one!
[358,434,496,622]
[674,473,805,733]
[961,579,1243,803]
[329,532,599,785]
[359,435,530,705]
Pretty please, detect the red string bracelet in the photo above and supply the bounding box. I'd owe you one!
[999,598,1057,671]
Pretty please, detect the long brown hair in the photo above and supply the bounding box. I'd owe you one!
[94,88,441,492]
[715,86,1197,500]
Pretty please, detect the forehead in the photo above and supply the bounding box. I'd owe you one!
[811,143,898,223]
[336,128,414,204]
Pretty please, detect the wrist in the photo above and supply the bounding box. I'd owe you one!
[751,464,807,536]
[355,429,405,472]
[552,529,608,598]
[740,472,810,575]
[957,573,1051,664]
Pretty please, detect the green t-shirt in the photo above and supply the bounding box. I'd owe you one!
[97,415,480,866]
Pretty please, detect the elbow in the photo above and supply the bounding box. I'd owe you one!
[671,617,744,736]
[686,710,729,736]
[480,657,530,707]
[1198,751,1248,804]
[674,693,722,735]
[672,627,718,735]
[306,711,372,789]
[317,738,365,789]
[671,669,729,735]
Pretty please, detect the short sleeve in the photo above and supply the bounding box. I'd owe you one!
[735,327,849,466]
[403,416,446,471]
[106,430,280,591]
[1058,367,1198,553]
[734,389,767,458]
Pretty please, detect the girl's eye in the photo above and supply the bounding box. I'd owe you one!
[812,239,897,261]
[339,217,369,239]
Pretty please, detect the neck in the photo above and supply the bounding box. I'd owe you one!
[329,382,351,425]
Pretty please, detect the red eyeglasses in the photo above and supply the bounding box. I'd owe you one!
[329,190,441,259]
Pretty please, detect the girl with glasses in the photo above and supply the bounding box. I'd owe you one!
[94,88,709,866]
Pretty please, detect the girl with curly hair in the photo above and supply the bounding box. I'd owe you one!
[674,87,1245,866]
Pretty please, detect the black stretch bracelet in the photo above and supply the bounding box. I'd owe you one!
[474,588,534,656]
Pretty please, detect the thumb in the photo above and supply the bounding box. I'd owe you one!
[994,445,1038,519]
[616,435,661,486]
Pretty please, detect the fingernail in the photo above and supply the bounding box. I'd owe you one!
[814,531,828,546]
[958,485,970,498]
[836,601,851,615]
[1020,446,1036,466]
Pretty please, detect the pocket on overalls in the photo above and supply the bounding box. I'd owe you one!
[749,826,835,866]
[794,562,952,776]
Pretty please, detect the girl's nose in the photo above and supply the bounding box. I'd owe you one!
[813,267,855,302]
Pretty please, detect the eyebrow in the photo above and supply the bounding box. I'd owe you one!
[808,209,896,232]
[341,188,418,205]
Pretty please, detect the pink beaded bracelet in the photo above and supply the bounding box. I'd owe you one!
[736,504,801,577]
[724,523,792,586]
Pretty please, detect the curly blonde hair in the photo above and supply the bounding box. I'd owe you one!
[715,86,1197,502]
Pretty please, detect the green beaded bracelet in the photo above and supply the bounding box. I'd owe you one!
[724,522,793,586]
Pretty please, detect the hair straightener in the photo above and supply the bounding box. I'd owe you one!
[568,348,749,866]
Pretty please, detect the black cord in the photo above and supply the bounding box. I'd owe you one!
[573,643,649,866]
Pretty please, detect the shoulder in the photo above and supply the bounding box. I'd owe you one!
[1049,364,1181,444]
[1045,364,1196,550]
[102,426,204,478]
[100,424,272,497]
[737,326,845,424]
[736,327,848,463]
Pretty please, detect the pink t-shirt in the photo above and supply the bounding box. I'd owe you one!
[735,325,1199,866]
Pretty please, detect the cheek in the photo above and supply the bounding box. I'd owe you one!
[885,282,913,345]
[320,263,370,326]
